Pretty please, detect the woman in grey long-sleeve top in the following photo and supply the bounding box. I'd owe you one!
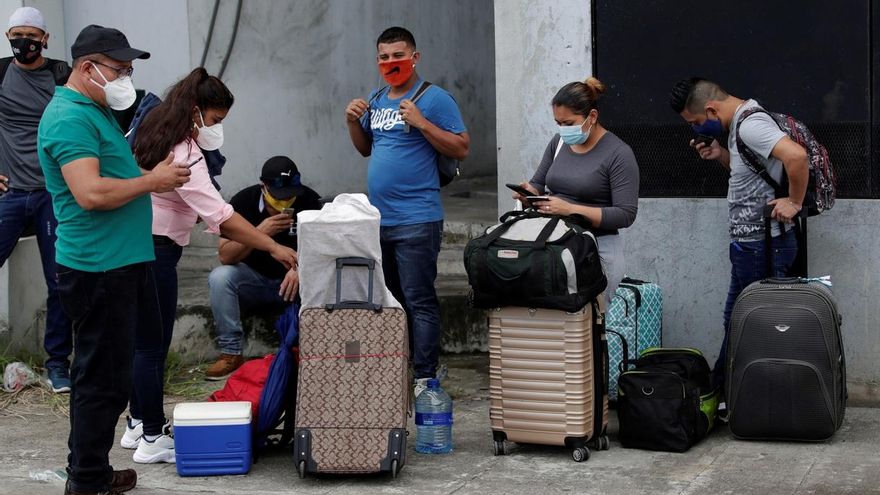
[513,76,640,301]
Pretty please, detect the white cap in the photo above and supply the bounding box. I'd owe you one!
[8,6,47,33]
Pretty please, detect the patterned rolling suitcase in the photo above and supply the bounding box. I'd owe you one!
[488,301,610,462]
[606,278,663,401]
[727,278,845,441]
[294,258,409,478]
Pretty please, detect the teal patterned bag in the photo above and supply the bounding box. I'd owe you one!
[607,277,663,401]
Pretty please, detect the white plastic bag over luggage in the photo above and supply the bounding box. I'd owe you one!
[296,193,401,310]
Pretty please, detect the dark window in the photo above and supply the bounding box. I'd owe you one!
[594,0,877,198]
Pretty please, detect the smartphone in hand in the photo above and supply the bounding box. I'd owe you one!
[282,208,296,236]
[692,134,714,147]
[505,183,533,197]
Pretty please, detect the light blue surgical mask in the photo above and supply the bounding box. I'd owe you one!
[559,119,593,145]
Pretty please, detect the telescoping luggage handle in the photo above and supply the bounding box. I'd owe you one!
[325,257,382,312]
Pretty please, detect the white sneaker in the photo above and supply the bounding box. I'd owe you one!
[133,424,176,464]
[120,416,143,449]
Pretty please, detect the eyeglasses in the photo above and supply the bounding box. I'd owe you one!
[88,60,134,79]
[262,174,301,189]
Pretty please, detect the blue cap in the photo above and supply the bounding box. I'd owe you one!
[427,378,440,388]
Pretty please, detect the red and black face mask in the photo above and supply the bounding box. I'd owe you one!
[378,58,414,87]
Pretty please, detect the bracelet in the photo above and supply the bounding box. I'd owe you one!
[788,200,802,212]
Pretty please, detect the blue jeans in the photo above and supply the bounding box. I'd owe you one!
[380,220,443,379]
[0,189,70,370]
[129,239,182,435]
[713,228,798,393]
[57,262,161,492]
[208,263,284,355]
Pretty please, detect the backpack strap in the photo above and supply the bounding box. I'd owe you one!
[735,107,787,198]
[553,135,564,160]
[47,58,72,86]
[410,80,433,103]
[404,81,433,133]
[0,57,11,85]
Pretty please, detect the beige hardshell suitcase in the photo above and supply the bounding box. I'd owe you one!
[488,301,610,462]
[294,258,409,478]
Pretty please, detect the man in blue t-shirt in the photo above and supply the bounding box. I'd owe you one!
[345,26,469,385]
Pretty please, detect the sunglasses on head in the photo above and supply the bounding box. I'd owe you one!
[262,174,301,189]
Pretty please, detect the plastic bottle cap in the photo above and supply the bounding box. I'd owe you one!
[427,378,440,388]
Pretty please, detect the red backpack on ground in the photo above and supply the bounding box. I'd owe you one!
[208,354,275,420]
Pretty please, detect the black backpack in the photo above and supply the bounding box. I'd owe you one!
[368,82,461,186]
[615,347,719,452]
[0,56,70,87]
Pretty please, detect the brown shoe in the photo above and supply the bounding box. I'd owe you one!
[205,354,245,381]
[64,469,135,494]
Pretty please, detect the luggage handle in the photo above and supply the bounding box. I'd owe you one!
[325,257,382,312]
[479,211,561,249]
[606,328,632,373]
[760,277,805,285]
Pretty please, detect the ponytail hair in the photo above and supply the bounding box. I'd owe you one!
[134,67,234,170]
[551,76,606,116]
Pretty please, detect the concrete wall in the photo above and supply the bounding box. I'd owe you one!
[494,0,592,210]
[61,0,191,95]
[187,0,496,199]
[494,1,879,394]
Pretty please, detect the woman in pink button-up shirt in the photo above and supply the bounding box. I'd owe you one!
[123,68,297,463]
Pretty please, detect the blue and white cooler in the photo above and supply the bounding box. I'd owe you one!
[173,401,252,476]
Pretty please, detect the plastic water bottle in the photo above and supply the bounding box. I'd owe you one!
[415,379,453,454]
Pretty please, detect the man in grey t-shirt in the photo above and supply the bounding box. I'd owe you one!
[0,7,72,392]
[669,77,809,415]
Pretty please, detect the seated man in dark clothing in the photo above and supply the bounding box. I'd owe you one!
[205,156,321,380]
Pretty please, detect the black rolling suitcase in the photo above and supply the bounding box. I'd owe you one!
[726,209,846,441]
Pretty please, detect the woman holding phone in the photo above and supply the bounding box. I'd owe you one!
[123,68,297,464]
[511,76,640,302]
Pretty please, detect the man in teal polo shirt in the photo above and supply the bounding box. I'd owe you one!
[37,25,190,495]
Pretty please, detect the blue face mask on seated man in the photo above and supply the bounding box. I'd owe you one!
[558,119,593,145]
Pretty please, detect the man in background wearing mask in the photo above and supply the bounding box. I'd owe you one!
[669,77,809,421]
[345,27,469,393]
[206,156,321,380]
[0,6,73,393]
[37,25,190,495]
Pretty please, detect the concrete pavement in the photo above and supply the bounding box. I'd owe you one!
[1,354,879,495]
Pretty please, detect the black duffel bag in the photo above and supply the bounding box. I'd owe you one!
[463,210,606,312]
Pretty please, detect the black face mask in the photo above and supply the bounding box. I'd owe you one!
[9,37,43,64]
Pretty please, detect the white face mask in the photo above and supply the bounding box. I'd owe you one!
[195,109,224,151]
[88,64,137,111]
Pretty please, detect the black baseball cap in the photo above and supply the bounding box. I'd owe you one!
[71,24,150,61]
[260,156,305,200]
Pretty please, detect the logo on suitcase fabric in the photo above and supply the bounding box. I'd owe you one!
[497,250,519,259]
[775,325,790,333]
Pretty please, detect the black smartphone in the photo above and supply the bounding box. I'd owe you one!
[692,134,715,147]
[505,183,533,197]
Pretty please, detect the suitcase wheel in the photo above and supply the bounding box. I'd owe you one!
[390,459,399,479]
[571,446,590,462]
[493,440,509,456]
[297,460,306,479]
[596,435,610,451]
